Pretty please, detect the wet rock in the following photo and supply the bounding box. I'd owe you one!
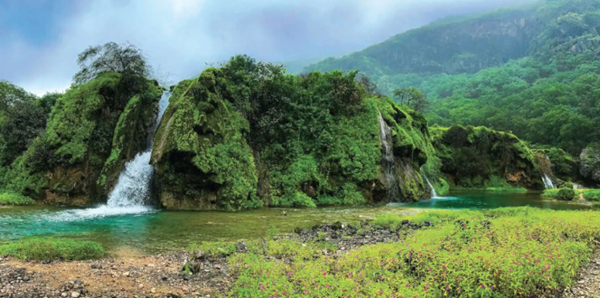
[235,242,247,253]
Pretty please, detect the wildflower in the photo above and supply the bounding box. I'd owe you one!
[259,284,265,291]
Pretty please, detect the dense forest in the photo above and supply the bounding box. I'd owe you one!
[305,0,600,156]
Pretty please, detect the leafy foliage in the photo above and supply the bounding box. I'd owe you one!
[0,82,54,167]
[0,237,104,261]
[0,191,35,206]
[225,207,600,297]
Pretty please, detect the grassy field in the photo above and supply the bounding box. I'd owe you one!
[194,207,600,297]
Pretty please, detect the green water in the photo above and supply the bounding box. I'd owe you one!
[0,191,592,255]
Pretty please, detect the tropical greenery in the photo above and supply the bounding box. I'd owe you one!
[304,0,600,156]
[0,237,104,261]
[152,55,435,210]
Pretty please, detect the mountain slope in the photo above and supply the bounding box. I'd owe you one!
[304,0,600,155]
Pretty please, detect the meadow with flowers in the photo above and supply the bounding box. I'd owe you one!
[189,207,600,297]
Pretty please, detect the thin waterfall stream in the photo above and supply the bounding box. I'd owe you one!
[422,174,441,198]
[50,91,172,221]
[378,111,401,202]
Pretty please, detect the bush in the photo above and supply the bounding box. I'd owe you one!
[556,188,575,201]
[0,191,35,206]
[225,207,600,298]
[0,237,104,261]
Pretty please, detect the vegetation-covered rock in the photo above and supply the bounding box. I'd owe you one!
[431,125,541,190]
[580,142,600,186]
[152,56,435,210]
[0,73,161,205]
[556,188,576,201]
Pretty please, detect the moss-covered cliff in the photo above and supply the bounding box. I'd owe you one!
[430,125,542,190]
[0,73,161,205]
[151,56,436,210]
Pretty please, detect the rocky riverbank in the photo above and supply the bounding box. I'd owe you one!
[2,219,600,298]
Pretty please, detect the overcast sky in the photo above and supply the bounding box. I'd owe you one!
[0,0,531,95]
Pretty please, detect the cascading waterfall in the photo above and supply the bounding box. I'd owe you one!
[378,111,401,201]
[422,174,440,198]
[107,91,171,207]
[50,91,171,221]
[542,173,555,189]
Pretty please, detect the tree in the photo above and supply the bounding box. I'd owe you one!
[0,82,51,167]
[356,74,381,96]
[393,87,428,112]
[73,42,150,85]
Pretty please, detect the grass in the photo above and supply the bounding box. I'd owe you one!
[0,191,35,206]
[542,188,600,201]
[216,207,600,297]
[0,237,104,261]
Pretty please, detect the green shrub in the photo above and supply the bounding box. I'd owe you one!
[541,189,560,198]
[0,191,35,206]
[0,237,104,261]
[582,189,600,201]
[556,188,575,201]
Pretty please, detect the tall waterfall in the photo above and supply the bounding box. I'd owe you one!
[422,174,440,198]
[542,173,555,189]
[50,91,171,221]
[378,111,400,201]
[107,91,171,207]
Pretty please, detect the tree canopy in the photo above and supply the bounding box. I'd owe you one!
[73,42,150,85]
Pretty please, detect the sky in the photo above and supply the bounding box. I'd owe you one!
[0,0,531,95]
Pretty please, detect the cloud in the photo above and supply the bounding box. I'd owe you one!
[0,0,532,95]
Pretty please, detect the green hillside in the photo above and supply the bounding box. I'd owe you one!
[304,0,600,154]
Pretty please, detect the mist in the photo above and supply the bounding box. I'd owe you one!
[0,0,533,94]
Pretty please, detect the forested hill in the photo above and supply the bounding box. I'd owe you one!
[304,0,600,154]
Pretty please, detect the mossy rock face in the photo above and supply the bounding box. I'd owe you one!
[151,69,259,211]
[580,143,600,186]
[431,125,542,190]
[97,85,162,197]
[151,58,436,209]
[1,73,161,205]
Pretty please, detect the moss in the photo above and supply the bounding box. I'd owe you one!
[97,82,162,196]
[151,57,438,210]
[431,125,542,191]
[152,69,259,211]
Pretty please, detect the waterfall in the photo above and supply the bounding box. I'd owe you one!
[107,91,171,207]
[378,111,400,201]
[422,174,440,198]
[50,91,171,221]
[541,156,556,189]
[542,173,555,189]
